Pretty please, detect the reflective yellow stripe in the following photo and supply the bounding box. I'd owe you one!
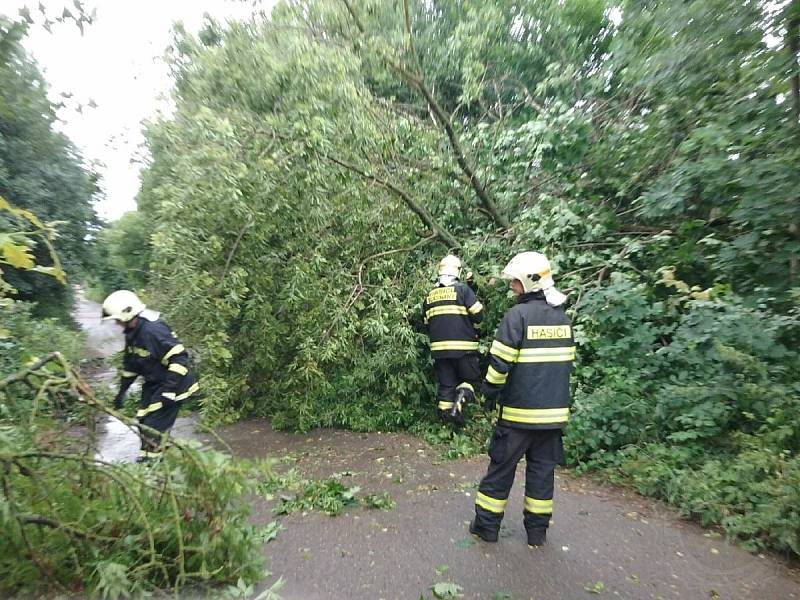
[136,402,163,417]
[167,363,188,375]
[121,370,137,378]
[138,450,162,458]
[468,301,483,315]
[490,340,519,363]
[486,365,507,385]
[426,305,469,319]
[158,382,199,404]
[161,344,185,365]
[524,496,553,514]
[438,400,454,410]
[175,381,200,401]
[475,492,507,514]
[516,346,575,363]
[430,341,480,352]
[455,382,474,392]
[500,406,569,424]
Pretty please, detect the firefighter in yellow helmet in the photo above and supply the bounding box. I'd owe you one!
[469,252,573,547]
[102,290,199,462]
[422,255,484,424]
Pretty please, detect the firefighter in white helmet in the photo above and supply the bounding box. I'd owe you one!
[422,255,484,424]
[469,252,573,547]
[102,290,199,462]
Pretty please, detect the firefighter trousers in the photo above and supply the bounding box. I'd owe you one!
[137,382,182,460]
[433,353,480,416]
[474,425,563,535]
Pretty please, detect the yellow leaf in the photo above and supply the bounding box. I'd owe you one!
[32,265,66,283]
[17,207,44,228]
[2,241,35,269]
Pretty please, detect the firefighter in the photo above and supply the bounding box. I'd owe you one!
[102,290,199,462]
[470,252,573,547]
[422,254,484,424]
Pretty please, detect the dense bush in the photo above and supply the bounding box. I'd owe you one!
[0,301,84,420]
[568,275,800,553]
[0,422,268,598]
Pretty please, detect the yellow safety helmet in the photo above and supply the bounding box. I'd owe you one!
[501,252,555,293]
[101,290,146,322]
[438,254,462,278]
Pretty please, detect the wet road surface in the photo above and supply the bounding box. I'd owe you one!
[220,422,800,600]
[74,290,800,598]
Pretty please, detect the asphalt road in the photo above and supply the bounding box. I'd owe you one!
[219,421,800,600]
[75,290,800,599]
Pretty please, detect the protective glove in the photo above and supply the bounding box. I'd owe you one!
[113,391,126,410]
[114,376,136,410]
[465,271,479,294]
[480,381,499,413]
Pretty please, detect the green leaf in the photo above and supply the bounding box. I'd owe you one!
[432,582,463,599]
[584,581,605,594]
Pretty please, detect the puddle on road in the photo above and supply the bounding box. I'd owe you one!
[73,288,125,358]
[95,416,141,462]
[95,415,200,463]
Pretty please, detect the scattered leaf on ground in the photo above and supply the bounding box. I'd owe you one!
[362,492,396,511]
[432,582,464,599]
[455,537,476,548]
[584,581,605,594]
[258,520,282,543]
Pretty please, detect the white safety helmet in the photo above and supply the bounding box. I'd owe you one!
[438,254,462,278]
[101,290,146,322]
[501,252,555,293]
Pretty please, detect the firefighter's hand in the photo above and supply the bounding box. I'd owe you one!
[480,382,498,412]
[465,271,479,294]
[113,391,126,410]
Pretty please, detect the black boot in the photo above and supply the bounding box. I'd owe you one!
[527,528,546,547]
[469,520,499,543]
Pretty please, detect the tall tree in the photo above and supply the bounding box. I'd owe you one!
[0,16,98,317]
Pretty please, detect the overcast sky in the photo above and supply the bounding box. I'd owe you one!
[5,0,262,221]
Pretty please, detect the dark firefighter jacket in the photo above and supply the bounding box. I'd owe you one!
[483,291,574,429]
[423,281,484,359]
[119,312,199,418]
